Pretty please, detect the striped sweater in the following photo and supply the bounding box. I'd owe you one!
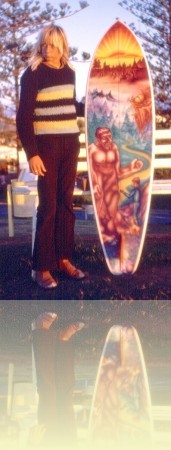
[16,63,79,160]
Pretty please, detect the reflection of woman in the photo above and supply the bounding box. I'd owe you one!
[32,312,85,447]
[17,25,85,288]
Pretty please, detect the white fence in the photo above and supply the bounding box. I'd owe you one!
[77,129,171,194]
[6,128,171,237]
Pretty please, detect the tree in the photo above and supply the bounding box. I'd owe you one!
[0,0,89,161]
[119,0,171,126]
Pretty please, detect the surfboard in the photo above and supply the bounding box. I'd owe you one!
[85,20,155,274]
[88,325,153,447]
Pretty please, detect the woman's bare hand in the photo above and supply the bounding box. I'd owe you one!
[29,155,47,176]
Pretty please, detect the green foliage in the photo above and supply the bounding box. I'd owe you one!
[82,51,91,60]
[80,1,89,8]
[154,168,171,180]
[119,0,171,119]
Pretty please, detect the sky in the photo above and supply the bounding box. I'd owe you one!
[39,0,142,100]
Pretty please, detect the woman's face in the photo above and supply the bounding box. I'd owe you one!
[41,42,61,65]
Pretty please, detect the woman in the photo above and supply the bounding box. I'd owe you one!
[17,24,85,288]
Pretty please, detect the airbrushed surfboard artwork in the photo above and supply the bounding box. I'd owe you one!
[88,326,153,446]
[85,20,155,274]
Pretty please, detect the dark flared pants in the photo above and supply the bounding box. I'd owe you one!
[32,329,77,446]
[32,134,80,271]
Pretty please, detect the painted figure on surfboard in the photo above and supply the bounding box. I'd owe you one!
[121,177,141,226]
[89,127,143,242]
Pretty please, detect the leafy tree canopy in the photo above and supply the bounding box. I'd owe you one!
[119,0,171,125]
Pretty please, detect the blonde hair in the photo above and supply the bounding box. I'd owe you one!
[29,24,69,71]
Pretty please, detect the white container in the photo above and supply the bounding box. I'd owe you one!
[11,180,37,218]
[84,204,94,220]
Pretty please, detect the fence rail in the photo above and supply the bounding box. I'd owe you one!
[77,129,171,195]
[6,129,171,237]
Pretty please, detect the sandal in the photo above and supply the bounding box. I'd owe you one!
[59,259,86,279]
[32,270,58,289]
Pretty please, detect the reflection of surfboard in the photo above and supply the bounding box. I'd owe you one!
[88,326,153,446]
[85,20,155,274]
